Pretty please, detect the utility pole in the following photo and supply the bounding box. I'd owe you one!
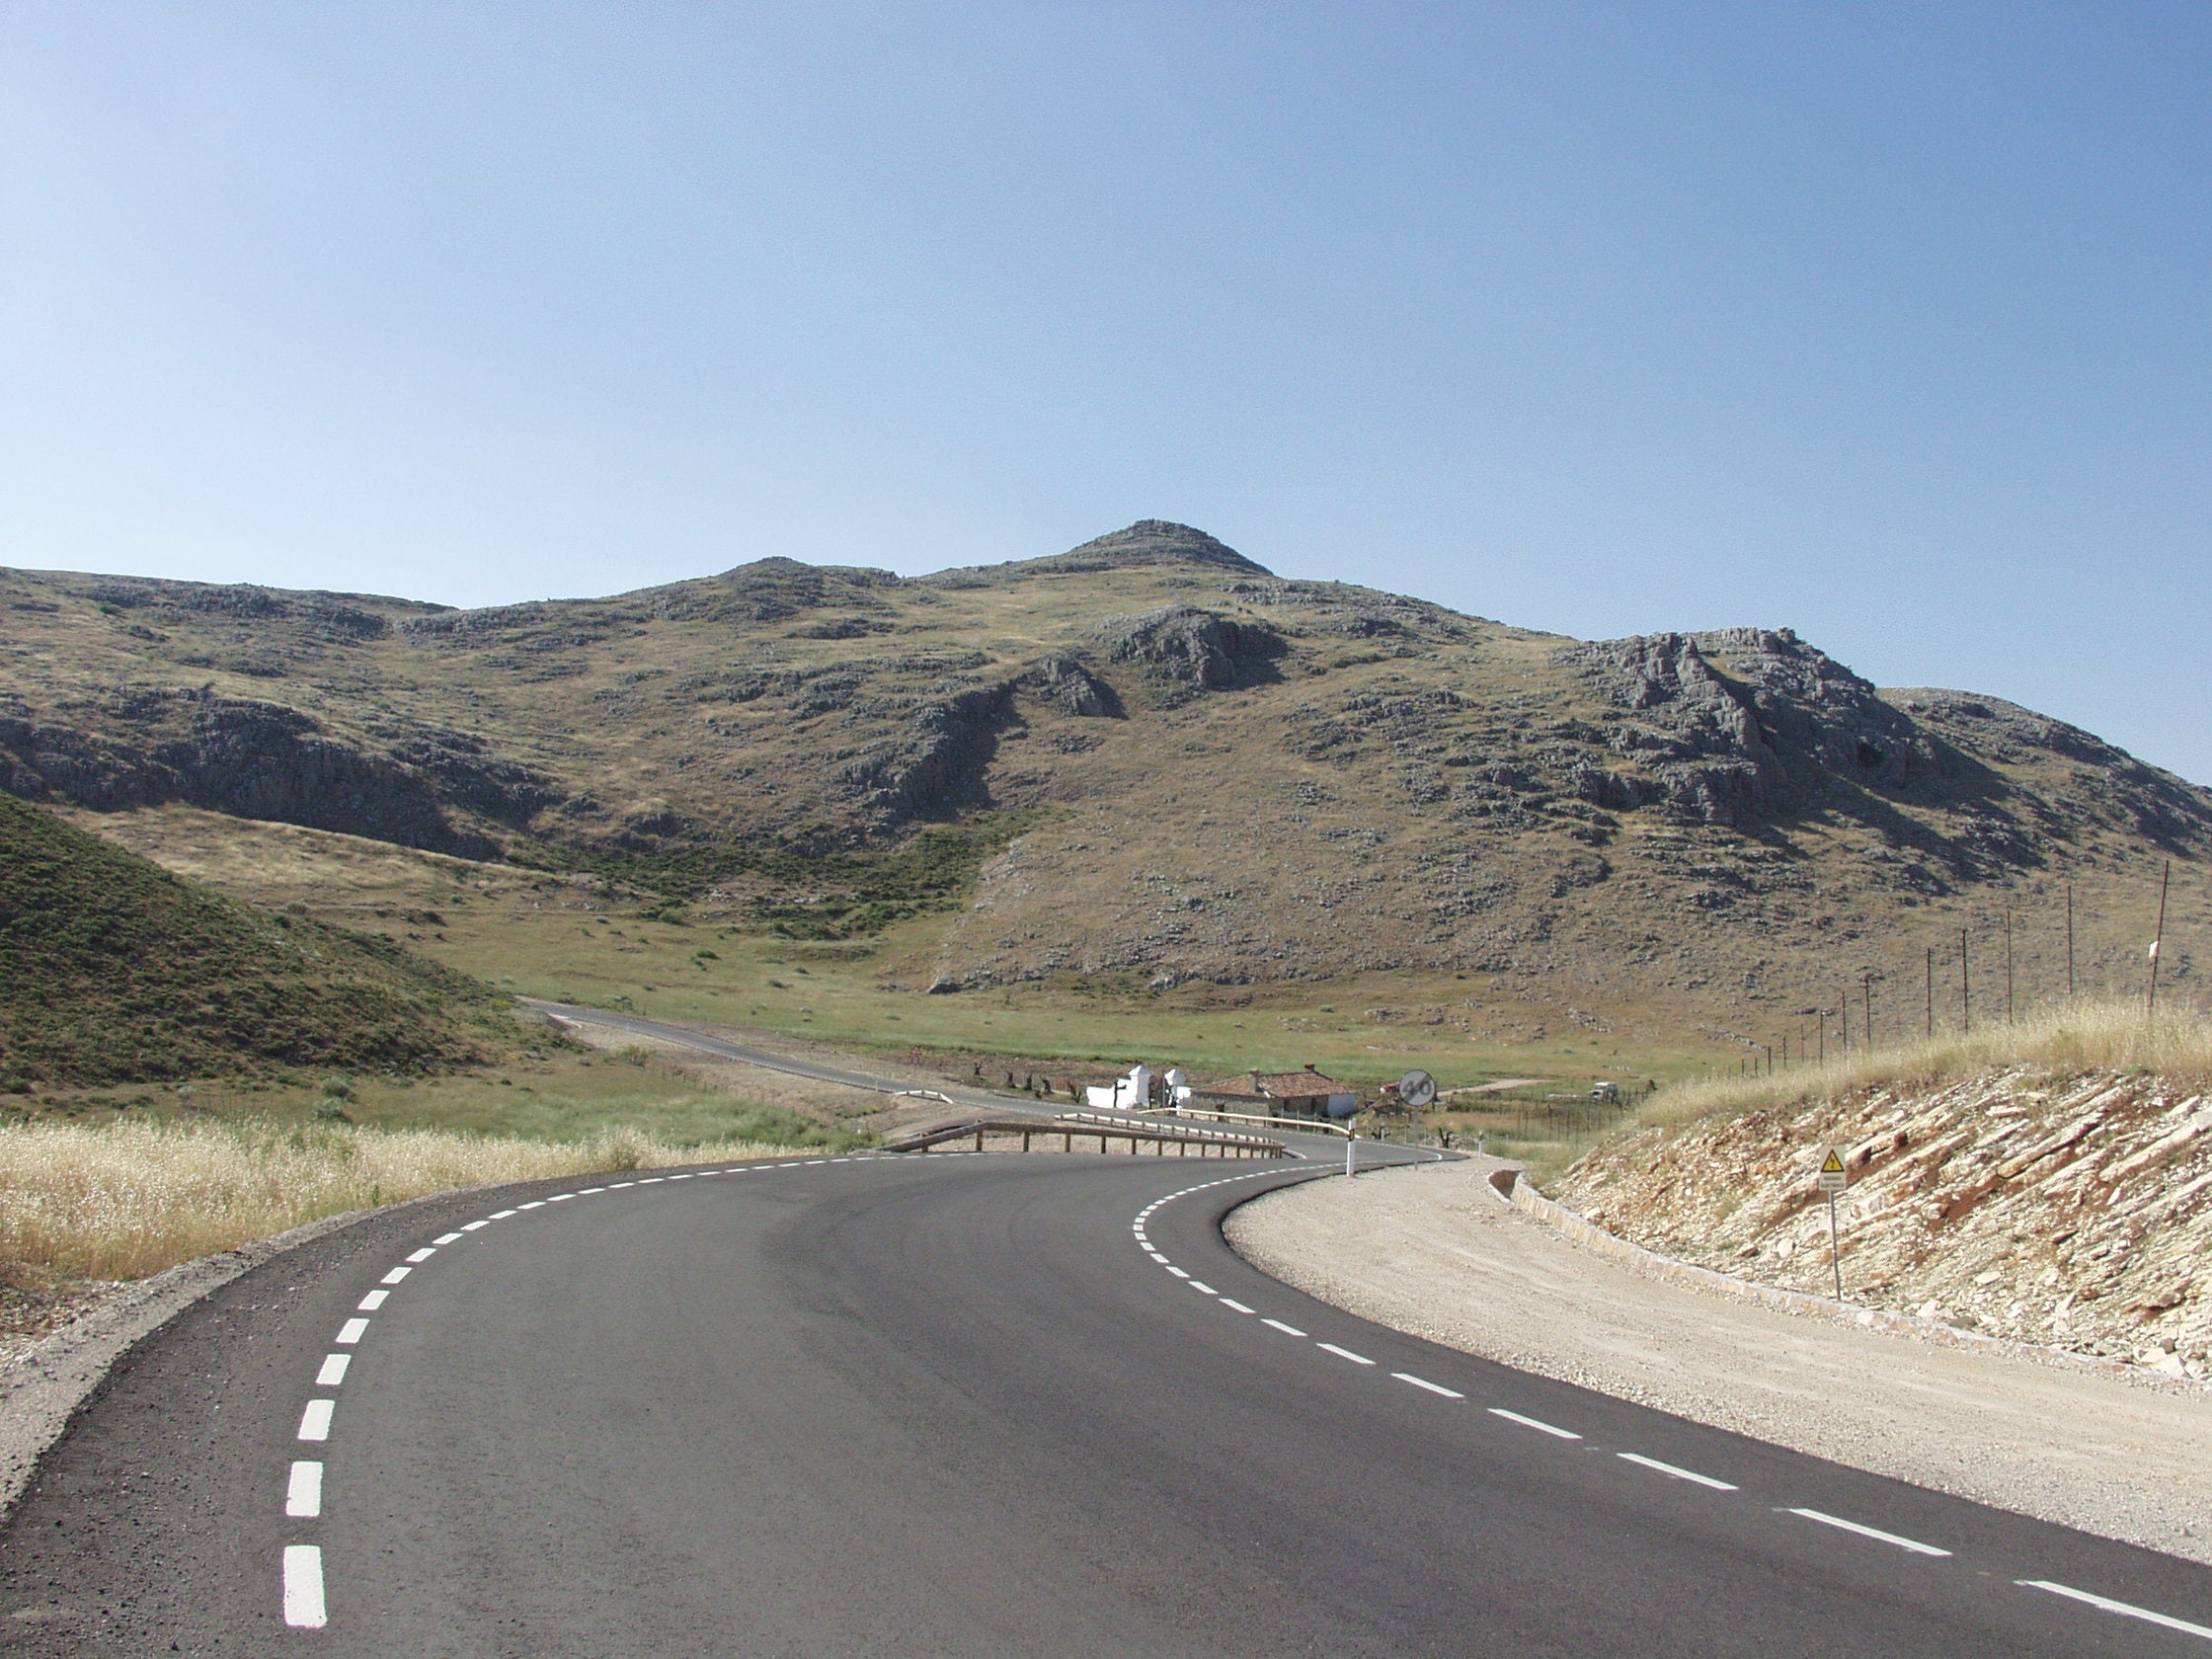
[2005,908,2015,1024]
[1925,947,1935,1040]
[2149,858,2172,1018]
[2066,882,2076,1001]
[1960,929,1970,1034]
[1862,972,1874,1052]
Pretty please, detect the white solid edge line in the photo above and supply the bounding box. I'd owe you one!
[282,1544,327,1628]
[1393,1372,1464,1398]
[1786,1508,1951,1557]
[406,1247,435,1263]
[1220,1299,1256,1314]
[433,1231,463,1244]
[1619,1453,1737,1490]
[297,1399,335,1442]
[356,1290,387,1311]
[379,1266,410,1285]
[2018,1579,2212,1640]
[335,1318,367,1344]
[1488,1407,1582,1440]
[1262,1319,1307,1337]
[284,1461,323,1518]
[314,1354,351,1387]
[1318,1342,1376,1365]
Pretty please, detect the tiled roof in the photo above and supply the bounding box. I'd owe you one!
[1250,1069,1347,1097]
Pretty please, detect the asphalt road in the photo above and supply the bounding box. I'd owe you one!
[520,1000,1028,1114]
[5,1146,2211,1656]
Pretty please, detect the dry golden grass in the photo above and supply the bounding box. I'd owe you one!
[0,1118,804,1286]
[1641,996,2212,1133]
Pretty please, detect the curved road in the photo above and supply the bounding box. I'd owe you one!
[5,1147,2211,1654]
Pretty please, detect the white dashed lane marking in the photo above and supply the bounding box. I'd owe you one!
[1392,1373,1463,1399]
[377,1266,410,1286]
[1317,1343,1376,1366]
[314,1355,351,1387]
[405,1247,435,1263]
[1785,1508,1950,1557]
[284,1462,322,1519]
[1488,1408,1581,1441]
[2018,1580,2212,1641]
[1262,1319,1307,1337]
[433,1232,463,1244]
[281,1544,327,1628]
[336,1318,367,1345]
[356,1290,387,1311]
[296,1400,334,1443]
[1620,1453,1736,1491]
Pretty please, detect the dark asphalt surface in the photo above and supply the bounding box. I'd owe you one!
[4,1146,2211,1656]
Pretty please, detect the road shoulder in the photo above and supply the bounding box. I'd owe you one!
[1226,1155,2212,1566]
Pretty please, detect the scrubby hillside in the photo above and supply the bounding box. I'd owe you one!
[1556,1006,2212,1377]
[0,791,502,1084]
[3,520,2206,1036]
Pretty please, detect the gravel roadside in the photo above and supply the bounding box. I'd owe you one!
[1226,1154,2212,1566]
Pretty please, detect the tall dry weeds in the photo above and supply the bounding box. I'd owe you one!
[0,1118,805,1287]
[1643,996,2212,1134]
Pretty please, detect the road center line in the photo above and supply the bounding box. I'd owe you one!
[405,1247,435,1263]
[281,1544,327,1628]
[1165,1265,1190,1278]
[460,1220,491,1231]
[378,1266,411,1285]
[1392,1373,1464,1398]
[1220,1299,1256,1314]
[550,1193,576,1201]
[1619,1453,1737,1490]
[1785,1508,1950,1557]
[433,1231,463,1244]
[284,1461,323,1518]
[296,1399,335,1442]
[489,1209,517,1218]
[1190,1282,1218,1295]
[2017,1580,2212,1640]
[1262,1319,1307,1337]
[356,1290,387,1311]
[519,1200,546,1209]
[314,1354,351,1387]
[1318,1342,1376,1365]
[335,1318,367,1345]
[1488,1407,1582,1440]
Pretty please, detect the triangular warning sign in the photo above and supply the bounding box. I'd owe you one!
[1820,1149,1846,1175]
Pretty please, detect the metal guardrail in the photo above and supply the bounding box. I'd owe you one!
[883,1116,1286,1158]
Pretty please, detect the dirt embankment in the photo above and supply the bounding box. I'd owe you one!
[1558,1067,2210,1378]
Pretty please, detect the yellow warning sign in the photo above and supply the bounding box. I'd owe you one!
[1818,1147,1847,1195]
[1821,1149,1845,1174]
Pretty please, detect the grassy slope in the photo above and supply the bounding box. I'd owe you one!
[0,791,505,1085]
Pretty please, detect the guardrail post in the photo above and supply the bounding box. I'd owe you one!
[1021,1130,1031,1152]
[974,1127,984,1152]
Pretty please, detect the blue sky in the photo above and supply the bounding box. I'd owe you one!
[5,4,2208,781]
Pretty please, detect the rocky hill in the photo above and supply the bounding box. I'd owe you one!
[3,520,2206,1038]
[0,791,506,1085]
[1558,1049,2212,1378]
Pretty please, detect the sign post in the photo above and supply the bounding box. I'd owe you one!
[1818,1147,1848,1301]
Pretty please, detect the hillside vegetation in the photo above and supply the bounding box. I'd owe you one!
[0,791,506,1085]
[4,520,2206,1050]
[1558,1001,2212,1376]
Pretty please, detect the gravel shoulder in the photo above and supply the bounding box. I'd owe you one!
[1226,1155,2212,1567]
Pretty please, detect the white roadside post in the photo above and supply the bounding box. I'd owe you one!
[1818,1147,1848,1301]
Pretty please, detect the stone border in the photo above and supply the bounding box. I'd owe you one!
[1488,1165,2154,1386]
